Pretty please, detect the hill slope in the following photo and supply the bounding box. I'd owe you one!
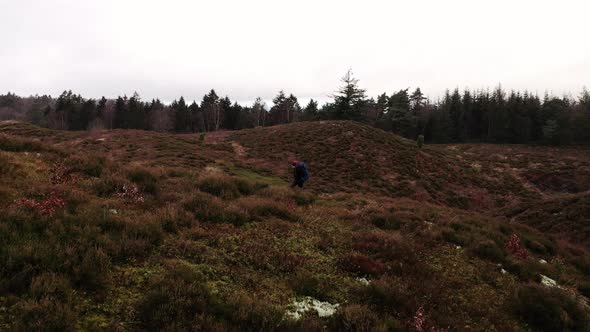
[232,121,538,210]
[1,121,589,331]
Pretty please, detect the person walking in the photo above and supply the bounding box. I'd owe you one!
[290,160,309,188]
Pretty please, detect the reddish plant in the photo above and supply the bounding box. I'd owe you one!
[412,306,448,332]
[413,306,426,332]
[286,200,297,211]
[340,253,387,276]
[117,184,145,203]
[14,192,66,217]
[506,234,529,260]
[50,163,73,184]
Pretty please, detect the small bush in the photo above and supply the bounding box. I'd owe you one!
[183,192,251,225]
[128,167,159,195]
[289,270,333,301]
[0,135,46,152]
[469,240,505,262]
[66,155,105,177]
[330,304,378,332]
[222,204,251,226]
[198,175,241,199]
[137,262,217,331]
[183,192,225,222]
[340,253,387,277]
[0,153,15,175]
[258,186,314,206]
[504,258,538,281]
[91,174,126,197]
[353,231,413,264]
[512,285,590,332]
[441,228,465,246]
[14,298,77,332]
[198,175,265,199]
[30,273,72,302]
[360,277,411,312]
[238,197,299,222]
[371,214,400,230]
[417,135,424,149]
[156,205,194,233]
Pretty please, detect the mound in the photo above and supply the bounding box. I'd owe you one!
[508,194,590,249]
[232,121,536,209]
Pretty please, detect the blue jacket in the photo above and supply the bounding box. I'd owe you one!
[294,162,309,182]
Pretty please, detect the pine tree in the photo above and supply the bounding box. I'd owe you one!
[302,99,319,121]
[172,97,190,132]
[114,96,128,129]
[202,90,221,131]
[332,69,367,121]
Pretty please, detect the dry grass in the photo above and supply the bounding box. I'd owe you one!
[0,121,588,331]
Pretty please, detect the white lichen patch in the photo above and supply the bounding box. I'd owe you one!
[286,297,340,320]
[357,277,370,286]
[540,274,557,287]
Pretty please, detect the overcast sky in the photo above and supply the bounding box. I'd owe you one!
[1,0,589,105]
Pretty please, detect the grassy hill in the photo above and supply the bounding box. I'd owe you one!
[232,121,542,210]
[1,120,589,331]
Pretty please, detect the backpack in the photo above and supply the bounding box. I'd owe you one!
[300,162,310,181]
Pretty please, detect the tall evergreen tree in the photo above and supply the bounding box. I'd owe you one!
[331,69,367,121]
[302,99,319,121]
[172,97,190,132]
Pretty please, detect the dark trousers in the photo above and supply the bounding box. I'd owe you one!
[291,179,304,188]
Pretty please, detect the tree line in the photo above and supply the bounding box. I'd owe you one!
[1,70,589,145]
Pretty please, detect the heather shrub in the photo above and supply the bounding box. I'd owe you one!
[258,186,315,206]
[233,177,268,196]
[371,214,401,230]
[198,174,266,199]
[578,281,590,298]
[65,245,111,291]
[468,240,505,262]
[155,205,194,233]
[30,272,73,302]
[0,187,12,206]
[329,304,379,332]
[441,228,466,246]
[138,261,284,331]
[14,297,77,332]
[571,255,590,275]
[504,258,538,281]
[182,192,225,222]
[222,204,251,226]
[0,135,46,152]
[512,285,590,332]
[198,175,241,199]
[91,174,126,197]
[0,153,14,174]
[222,290,284,330]
[340,253,387,277]
[238,197,299,222]
[360,277,412,312]
[121,217,164,248]
[289,270,334,301]
[183,192,251,225]
[137,262,217,331]
[128,167,159,195]
[353,232,411,260]
[66,154,105,177]
[417,135,425,149]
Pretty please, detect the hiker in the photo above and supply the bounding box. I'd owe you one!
[291,160,309,188]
